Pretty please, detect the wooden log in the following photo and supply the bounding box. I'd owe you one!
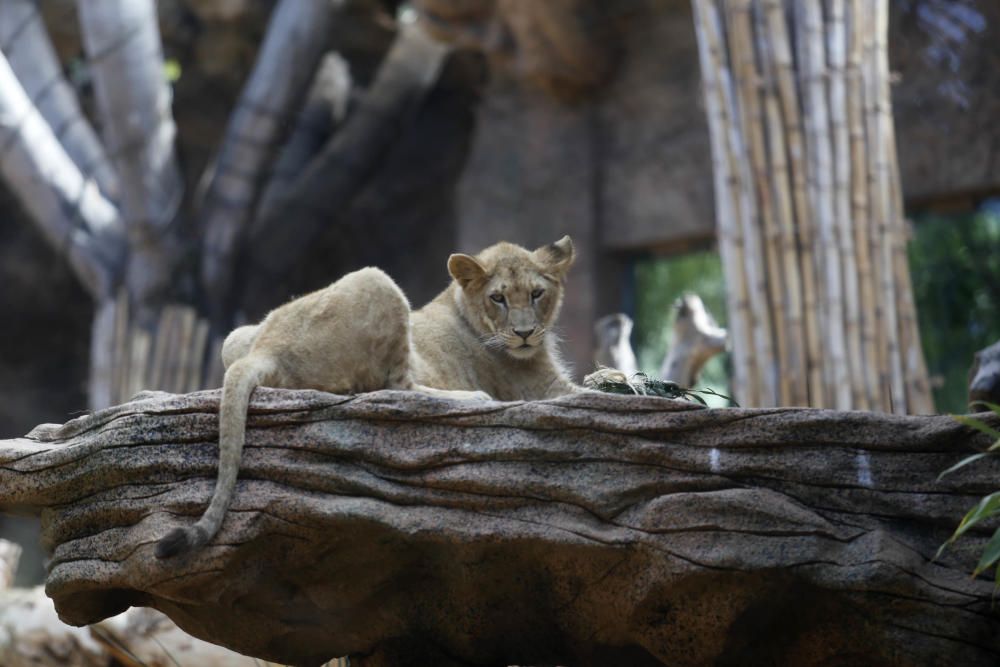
[0,389,997,666]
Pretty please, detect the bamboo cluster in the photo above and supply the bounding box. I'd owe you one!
[691,0,933,412]
[88,291,225,407]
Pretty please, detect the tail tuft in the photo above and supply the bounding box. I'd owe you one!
[155,525,207,559]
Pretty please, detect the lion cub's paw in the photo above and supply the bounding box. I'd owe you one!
[583,367,628,389]
[463,390,493,401]
[419,386,493,402]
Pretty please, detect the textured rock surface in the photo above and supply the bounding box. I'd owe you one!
[1,390,999,666]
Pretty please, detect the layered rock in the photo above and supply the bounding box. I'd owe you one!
[0,389,997,665]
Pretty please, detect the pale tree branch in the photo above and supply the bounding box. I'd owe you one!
[0,50,124,298]
[198,0,342,324]
[0,0,119,201]
[76,0,183,319]
[244,22,450,291]
[659,293,728,386]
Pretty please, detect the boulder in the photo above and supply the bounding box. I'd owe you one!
[0,389,998,666]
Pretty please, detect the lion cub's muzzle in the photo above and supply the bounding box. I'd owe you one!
[502,326,545,357]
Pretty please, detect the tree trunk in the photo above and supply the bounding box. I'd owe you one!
[691,0,934,412]
[0,0,119,201]
[76,0,184,319]
[243,23,450,308]
[1,390,996,666]
[198,0,340,326]
[0,49,124,299]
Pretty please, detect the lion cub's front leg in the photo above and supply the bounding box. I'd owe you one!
[413,385,492,401]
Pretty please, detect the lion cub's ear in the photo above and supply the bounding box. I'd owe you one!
[448,253,487,289]
[533,235,575,277]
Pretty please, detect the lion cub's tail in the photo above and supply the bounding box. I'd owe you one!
[155,354,276,559]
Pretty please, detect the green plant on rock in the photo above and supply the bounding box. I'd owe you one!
[937,402,1000,588]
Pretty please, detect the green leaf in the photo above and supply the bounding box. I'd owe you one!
[163,58,182,83]
[938,452,993,480]
[974,527,1000,577]
[686,392,708,406]
[969,401,1000,416]
[952,492,1000,541]
[694,386,740,407]
[952,414,1000,441]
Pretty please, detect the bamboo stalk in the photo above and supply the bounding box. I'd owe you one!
[755,1,808,405]
[147,309,170,392]
[112,290,130,405]
[763,0,825,407]
[172,307,197,393]
[860,0,888,411]
[869,0,906,412]
[719,14,773,406]
[827,0,866,410]
[727,0,785,407]
[890,179,934,413]
[188,318,211,394]
[205,336,227,390]
[847,0,879,410]
[88,299,117,410]
[127,329,151,400]
[801,0,851,410]
[153,308,179,394]
[692,0,754,406]
[874,6,932,413]
[0,539,20,589]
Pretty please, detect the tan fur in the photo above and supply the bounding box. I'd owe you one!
[155,237,580,558]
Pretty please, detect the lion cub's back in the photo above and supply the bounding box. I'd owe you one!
[252,267,413,393]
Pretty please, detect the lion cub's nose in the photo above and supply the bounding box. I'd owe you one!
[514,328,535,340]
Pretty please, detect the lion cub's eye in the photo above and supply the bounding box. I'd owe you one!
[490,293,506,304]
[531,288,545,300]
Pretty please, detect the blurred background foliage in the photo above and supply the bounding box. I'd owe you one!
[909,201,1000,413]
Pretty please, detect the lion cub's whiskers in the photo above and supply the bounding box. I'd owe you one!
[479,333,507,350]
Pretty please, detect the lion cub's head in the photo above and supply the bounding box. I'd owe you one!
[448,236,575,360]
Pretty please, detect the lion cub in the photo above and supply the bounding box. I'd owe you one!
[156,236,581,558]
